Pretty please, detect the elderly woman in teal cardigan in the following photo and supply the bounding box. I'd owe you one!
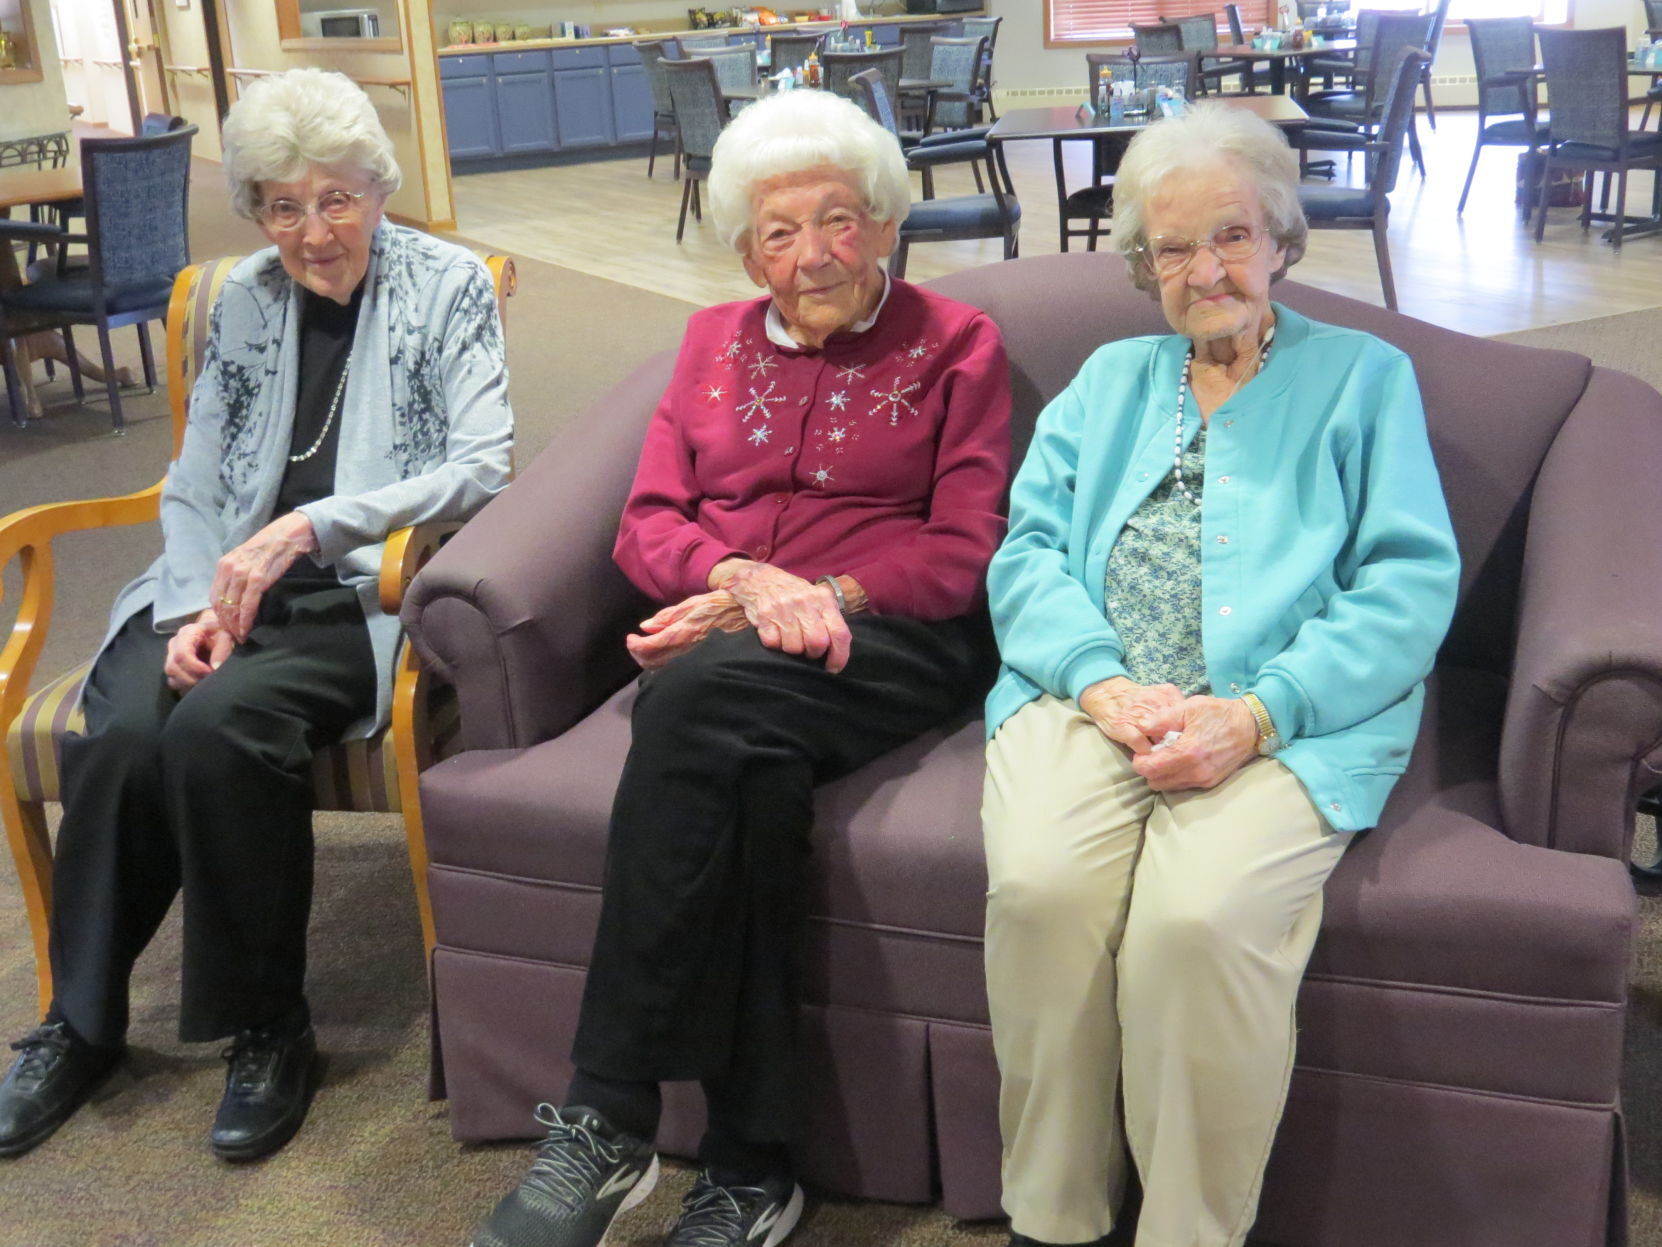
[982,103,1460,1247]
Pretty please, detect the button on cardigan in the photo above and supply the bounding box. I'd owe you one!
[615,278,1012,620]
[985,305,1461,832]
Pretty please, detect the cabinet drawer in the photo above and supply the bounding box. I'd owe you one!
[439,53,492,78]
[607,42,643,66]
[493,49,552,73]
[551,45,609,70]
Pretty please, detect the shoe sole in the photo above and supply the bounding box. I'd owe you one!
[209,1052,324,1164]
[0,1051,124,1159]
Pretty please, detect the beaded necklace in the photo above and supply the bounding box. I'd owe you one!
[289,354,352,464]
[1170,324,1274,505]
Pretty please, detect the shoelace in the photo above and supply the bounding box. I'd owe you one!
[219,1027,285,1092]
[675,1176,771,1247]
[8,1024,72,1085]
[522,1104,629,1210]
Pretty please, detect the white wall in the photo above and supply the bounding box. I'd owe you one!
[0,0,73,144]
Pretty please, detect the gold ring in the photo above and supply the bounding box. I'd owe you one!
[220,597,238,605]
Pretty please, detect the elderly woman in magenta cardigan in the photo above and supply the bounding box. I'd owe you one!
[0,69,512,1165]
[982,104,1460,1247]
[469,89,1010,1247]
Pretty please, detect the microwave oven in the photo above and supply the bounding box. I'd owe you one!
[301,8,381,37]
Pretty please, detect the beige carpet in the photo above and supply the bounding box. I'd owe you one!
[5,185,1662,1243]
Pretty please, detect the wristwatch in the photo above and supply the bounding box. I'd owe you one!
[1240,691,1283,756]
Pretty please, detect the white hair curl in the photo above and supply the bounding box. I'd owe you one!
[1111,101,1308,293]
[221,68,403,220]
[707,89,910,253]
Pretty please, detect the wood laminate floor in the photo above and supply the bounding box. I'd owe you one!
[450,108,1662,337]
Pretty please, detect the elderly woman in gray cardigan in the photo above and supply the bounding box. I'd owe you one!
[0,69,512,1164]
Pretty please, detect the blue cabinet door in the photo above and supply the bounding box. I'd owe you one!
[443,75,498,159]
[609,63,655,142]
[554,66,614,148]
[497,70,557,154]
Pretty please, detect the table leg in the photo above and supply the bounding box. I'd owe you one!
[1269,58,1287,95]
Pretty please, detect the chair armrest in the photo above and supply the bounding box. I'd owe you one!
[907,140,989,167]
[379,521,463,614]
[0,484,163,734]
[916,125,991,147]
[401,355,671,754]
[0,221,75,242]
[1501,367,1662,860]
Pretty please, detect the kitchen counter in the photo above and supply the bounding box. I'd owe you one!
[436,10,986,55]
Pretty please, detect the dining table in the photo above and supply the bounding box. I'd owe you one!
[0,164,121,425]
[1209,38,1356,96]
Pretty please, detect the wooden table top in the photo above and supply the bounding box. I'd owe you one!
[1212,37,1355,59]
[0,166,82,211]
[988,94,1308,143]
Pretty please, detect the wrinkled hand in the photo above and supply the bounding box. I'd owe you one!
[1078,676,1187,754]
[626,590,750,670]
[1132,694,1259,791]
[208,512,319,643]
[709,558,852,673]
[163,608,235,692]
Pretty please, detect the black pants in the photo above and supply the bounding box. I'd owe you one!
[48,582,376,1047]
[571,613,996,1157]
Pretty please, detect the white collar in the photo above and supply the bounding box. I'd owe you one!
[763,270,892,350]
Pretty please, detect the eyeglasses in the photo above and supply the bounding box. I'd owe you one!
[255,189,369,232]
[1138,224,1265,275]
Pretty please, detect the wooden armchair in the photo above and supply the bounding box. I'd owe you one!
[0,251,517,1015]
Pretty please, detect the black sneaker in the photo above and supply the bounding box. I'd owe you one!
[469,1105,659,1247]
[208,1020,320,1162]
[0,1021,123,1157]
[667,1170,803,1247]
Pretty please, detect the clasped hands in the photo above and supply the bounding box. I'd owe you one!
[163,512,319,691]
[1079,675,1260,792]
[627,558,854,673]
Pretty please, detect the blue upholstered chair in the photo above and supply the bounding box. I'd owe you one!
[0,125,195,432]
[661,57,729,243]
[635,40,682,181]
[1297,47,1427,311]
[1458,17,1547,216]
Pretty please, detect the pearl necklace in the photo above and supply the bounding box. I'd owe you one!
[1171,325,1274,505]
[289,354,352,464]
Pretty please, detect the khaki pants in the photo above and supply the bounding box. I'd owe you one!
[983,694,1349,1247]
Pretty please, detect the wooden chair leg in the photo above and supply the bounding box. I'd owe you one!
[890,238,909,279]
[1372,213,1397,312]
[677,177,692,243]
[390,643,438,972]
[1534,154,1552,242]
[61,327,84,402]
[95,322,123,433]
[136,321,157,391]
[2,333,26,428]
[1613,167,1629,249]
[648,126,659,177]
[921,166,935,200]
[1421,76,1436,130]
[1457,140,1482,215]
[971,162,985,194]
[0,778,56,1018]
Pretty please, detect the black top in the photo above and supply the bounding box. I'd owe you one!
[276,281,364,583]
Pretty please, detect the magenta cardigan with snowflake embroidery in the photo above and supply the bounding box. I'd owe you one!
[613,279,1012,620]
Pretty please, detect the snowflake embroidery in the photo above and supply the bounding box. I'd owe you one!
[747,351,779,379]
[904,340,937,361]
[703,384,727,403]
[715,335,748,366]
[827,390,849,411]
[812,466,833,487]
[737,381,783,424]
[870,375,922,425]
[829,426,847,443]
[749,425,772,446]
[835,363,866,382]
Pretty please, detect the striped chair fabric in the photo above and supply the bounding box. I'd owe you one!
[6,663,462,813]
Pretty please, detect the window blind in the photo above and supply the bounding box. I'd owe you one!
[1048,0,1276,44]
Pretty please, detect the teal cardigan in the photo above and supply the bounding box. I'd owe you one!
[985,305,1460,832]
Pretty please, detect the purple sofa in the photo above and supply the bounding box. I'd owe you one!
[402,253,1652,1247]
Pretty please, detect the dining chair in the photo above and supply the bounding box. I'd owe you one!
[686,43,757,94]
[1308,5,1379,92]
[1298,11,1429,177]
[1131,21,1184,55]
[1223,5,1266,93]
[676,35,730,52]
[961,15,1002,120]
[661,57,728,243]
[1166,13,1254,95]
[1416,0,1453,128]
[855,74,1018,279]
[927,35,990,132]
[899,22,953,80]
[0,126,195,432]
[823,46,903,111]
[1533,25,1662,248]
[1458,17,1547,215]
[1298,47,1428,311]
[635,39,683,180]
[768,31,822,76]
[0,249,516,1013]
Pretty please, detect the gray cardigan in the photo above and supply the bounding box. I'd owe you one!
[101,222,514,738]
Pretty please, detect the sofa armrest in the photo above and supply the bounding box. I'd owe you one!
[401,353,672,753]
[1501,365,1662,859]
